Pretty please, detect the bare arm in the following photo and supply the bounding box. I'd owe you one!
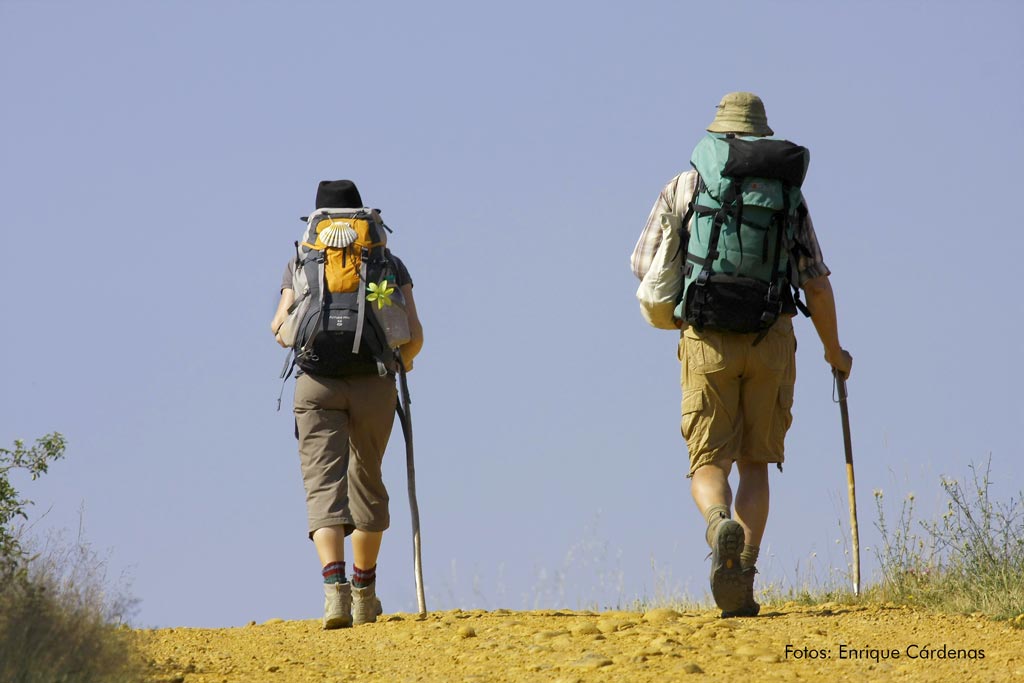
[400,284,424,371]
[270,288,295,348]
[802,275,853,378]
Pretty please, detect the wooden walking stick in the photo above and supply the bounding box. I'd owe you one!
[834,369,861,596]
[396,361,427,616]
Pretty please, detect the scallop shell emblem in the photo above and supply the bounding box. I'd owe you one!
[319,220,358,248]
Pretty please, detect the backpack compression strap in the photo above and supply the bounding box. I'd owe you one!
[353,248,399,375]
[297,251,327,364]
[685,176,770,277]
[279,248,326,394]
[688,182,740,328]
[751,191,790,346]
[352,247,369,355]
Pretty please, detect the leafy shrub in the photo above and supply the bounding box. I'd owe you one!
[1,433,66,575]
[0,434,142,682]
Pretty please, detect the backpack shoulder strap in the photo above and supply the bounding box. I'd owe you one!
[667,172,698,263]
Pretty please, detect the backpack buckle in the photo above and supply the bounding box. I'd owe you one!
[762,283,783,325]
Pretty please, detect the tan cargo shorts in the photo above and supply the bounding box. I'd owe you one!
[678,316,797,477]
[294,372,398,537]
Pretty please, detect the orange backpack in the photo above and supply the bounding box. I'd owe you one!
[280,208,410,377]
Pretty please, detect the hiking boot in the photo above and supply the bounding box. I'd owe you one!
[721,566,760,618]
[352,582,383,625]
[709,519,746,613]
[323,582,352,629]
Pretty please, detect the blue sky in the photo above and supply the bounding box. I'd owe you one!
[2,0,1021,627]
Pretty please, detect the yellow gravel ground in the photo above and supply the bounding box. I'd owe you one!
[139,604,1024,683]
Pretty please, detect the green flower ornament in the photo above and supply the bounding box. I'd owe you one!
[366,280,395,309]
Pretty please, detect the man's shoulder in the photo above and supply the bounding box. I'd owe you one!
[660,170,698,214]
[664,169,698,195]
[666,169,697,186]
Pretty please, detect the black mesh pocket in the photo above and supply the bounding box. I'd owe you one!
[684,274,777,333]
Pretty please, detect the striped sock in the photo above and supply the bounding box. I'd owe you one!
[322,561,347,584]
[352,565,377,588]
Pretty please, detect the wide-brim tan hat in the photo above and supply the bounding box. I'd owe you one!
[707,91,774,136]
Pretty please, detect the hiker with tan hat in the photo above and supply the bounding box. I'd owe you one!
[632,92,852,617]
[271,179,424,628]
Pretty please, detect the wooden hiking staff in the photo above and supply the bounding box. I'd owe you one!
[834,369,861,597]
[396,361,427,616]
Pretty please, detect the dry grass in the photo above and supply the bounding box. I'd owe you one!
[627,458,1024,625]
[0,529,143,683]
[871,458,1024,622]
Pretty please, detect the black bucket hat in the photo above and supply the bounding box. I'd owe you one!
[315,179,363,209]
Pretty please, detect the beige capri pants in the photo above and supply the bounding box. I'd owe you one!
[294,372,398,537]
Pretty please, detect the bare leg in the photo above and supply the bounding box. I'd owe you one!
[734,462,770,547]
[690,460,733,515]
[312,525,347,566]
[693,460,747,612]
[352,530,383,570]
[350,529,384,623]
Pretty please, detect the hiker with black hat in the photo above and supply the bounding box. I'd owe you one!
[271,179,424,629]
[631,93,852,617]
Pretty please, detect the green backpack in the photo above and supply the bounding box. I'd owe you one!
[674,133,811,340]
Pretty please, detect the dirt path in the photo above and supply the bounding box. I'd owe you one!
[140,604,1023,683]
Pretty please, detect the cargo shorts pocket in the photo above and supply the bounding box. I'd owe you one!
[682,328,727,374]
[771,383,796,450]
[681,388,706,443]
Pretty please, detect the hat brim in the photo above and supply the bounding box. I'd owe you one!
[707,118,774,137]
